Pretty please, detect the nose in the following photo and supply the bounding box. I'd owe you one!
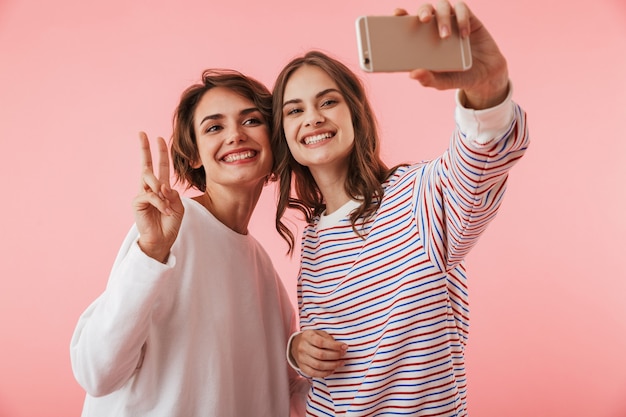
[305,109,325,127]
[226,125,247,144]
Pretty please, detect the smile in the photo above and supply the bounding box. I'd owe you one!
[222,150,257,162]
[303,132,333,145]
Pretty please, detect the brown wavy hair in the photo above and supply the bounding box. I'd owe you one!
[171,69,273,192]
[271,51,400,254]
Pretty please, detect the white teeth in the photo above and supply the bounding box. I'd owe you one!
[223,150,256,162]
[304,132,332,145]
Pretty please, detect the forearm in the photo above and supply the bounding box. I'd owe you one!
[419,94,529,270]
[444,98,529,265]
[70,238,174,396]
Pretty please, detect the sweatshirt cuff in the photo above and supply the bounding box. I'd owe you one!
[286,331,302,371]
[107,240,177,290]
[130,239,176,269]
[455,81,515,145]
[286,331,313,380]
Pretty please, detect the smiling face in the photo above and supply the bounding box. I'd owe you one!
[281,65,355,178]
[192,86,272,191]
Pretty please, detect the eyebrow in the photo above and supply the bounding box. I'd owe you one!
[198,107,260,127]
[282,88,341,109]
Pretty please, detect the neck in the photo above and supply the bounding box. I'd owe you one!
[310,166,351,215]
[193,183,263,235]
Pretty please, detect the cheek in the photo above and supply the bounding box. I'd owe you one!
[262,155,273,175]
[282,123,299,149]
[282,121,297,142]
[286,138,299,157]
[257,130,271,147]
[340,109,355,133]
[283,129,305,164]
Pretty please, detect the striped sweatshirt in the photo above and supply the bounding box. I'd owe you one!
[295,95,529,416]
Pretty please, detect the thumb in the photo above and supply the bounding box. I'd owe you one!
[161,186,184,213]
[409,69,435,86]
[409,69,458,91]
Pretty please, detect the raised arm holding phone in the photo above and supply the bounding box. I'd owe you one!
[271,2,529,416]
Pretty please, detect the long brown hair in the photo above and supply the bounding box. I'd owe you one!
[271,50,399,254]
[171,69,273,192]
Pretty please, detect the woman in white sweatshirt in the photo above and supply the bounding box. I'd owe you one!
[70,69,308,417]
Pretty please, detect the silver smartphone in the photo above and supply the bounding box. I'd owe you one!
[356,15,472,73]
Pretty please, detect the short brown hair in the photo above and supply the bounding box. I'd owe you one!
[171,69,273,192]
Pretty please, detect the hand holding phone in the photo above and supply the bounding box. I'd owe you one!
[356,15,472,73]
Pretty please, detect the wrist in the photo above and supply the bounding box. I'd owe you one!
[137,240,170,264]
[462,64,510,110]
[462,82,509,110]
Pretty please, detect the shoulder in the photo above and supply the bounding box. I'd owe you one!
[383,163,428,189]
[248,234,273,262]
[170,197,217,245]
[179,197,215,227]
[181,196,203,213]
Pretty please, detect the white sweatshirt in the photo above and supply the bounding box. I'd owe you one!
[70,198,307,417]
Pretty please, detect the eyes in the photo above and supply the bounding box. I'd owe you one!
[203,116,264,135]
[284,97,340,117]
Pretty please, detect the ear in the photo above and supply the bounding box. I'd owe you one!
[190,157,202,169]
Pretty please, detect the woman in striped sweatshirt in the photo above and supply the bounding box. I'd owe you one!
[270,2,529,416]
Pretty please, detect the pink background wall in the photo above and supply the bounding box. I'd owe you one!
[1,0,625,416]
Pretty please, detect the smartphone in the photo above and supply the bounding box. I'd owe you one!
[355,15,472,73]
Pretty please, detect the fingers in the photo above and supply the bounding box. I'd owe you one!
[139,132,172,193]
[416,3,435,22]
[434,0,452,38]
[138,132,160,194]
[292,330,348,378]
[139,132,153,179]
[155,136,171,190]
[414,1,471,39]
[133,188,173,216]
[137,132,175,216]
[162,186,184,216]
[309,330,348,352]
[453,1,471,38]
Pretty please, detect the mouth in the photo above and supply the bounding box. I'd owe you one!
[221,150,257,163]
[302,132,334,145]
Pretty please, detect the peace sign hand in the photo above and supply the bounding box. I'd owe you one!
[132,132,184,263]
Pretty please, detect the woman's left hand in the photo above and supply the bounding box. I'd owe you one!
[395,1,509,109]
